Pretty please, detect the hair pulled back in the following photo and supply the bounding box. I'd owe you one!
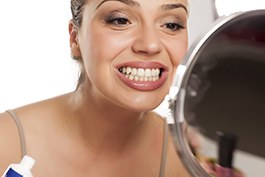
[70,0,86,88]
[71,0,86,27]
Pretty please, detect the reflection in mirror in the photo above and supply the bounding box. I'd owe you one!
[168,10,265,177]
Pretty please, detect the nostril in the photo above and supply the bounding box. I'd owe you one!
[132,44,162,55]
[131,32,162,55]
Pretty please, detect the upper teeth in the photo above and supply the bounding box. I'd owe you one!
[119,67,161,81]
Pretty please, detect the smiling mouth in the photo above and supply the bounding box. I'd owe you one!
[118,66,164,82]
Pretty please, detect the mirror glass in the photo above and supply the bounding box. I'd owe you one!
[169,10,265,177]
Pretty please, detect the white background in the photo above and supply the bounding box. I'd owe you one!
[0,0,78,112]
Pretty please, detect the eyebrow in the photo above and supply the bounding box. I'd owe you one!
[95,0,188,14]
[161,3,188,13]
[96,0,140,9]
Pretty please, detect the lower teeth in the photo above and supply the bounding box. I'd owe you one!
[125,74,159,81]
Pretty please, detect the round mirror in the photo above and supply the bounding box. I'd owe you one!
[166,9,265,177]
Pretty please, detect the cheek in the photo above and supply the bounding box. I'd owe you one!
[165,35,188,67]
[81,30,132,78]
[80,28,134,88]
[89,30,133,63]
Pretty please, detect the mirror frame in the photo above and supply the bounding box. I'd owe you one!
[165,9,265,177]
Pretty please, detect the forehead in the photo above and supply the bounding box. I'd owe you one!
[89,0,188,8]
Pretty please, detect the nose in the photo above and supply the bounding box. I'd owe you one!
[131,26,162,56]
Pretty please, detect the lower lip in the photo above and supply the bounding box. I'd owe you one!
[115,70,168,91]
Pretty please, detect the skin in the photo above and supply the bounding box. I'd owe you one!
[0,0,190,176]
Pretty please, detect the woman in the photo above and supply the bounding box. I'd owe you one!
[0,0,190,176]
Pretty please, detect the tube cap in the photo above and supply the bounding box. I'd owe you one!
[20,155,35,170]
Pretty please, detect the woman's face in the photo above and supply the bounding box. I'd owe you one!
[73,0,188,111]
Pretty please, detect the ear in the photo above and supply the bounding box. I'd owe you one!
[69,20,81,58]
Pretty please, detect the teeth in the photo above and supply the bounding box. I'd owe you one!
[145,69,151,77]
[131,68,137,76]
[126,67,132,74]
[138,68,144,77]
[119,67,162,82]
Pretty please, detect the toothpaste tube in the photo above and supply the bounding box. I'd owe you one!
[2,155,35,177]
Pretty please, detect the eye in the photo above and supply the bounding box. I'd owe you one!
[163,22,185,32]
[159,15,186,34]
[106,17,130,26]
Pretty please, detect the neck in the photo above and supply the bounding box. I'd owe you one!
[65,88,147,154]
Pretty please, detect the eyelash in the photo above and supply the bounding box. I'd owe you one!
[105,17,131,27]
[162,22,185,32]
[104,14,185,33]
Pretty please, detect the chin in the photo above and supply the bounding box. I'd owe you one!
[121,98,163,112]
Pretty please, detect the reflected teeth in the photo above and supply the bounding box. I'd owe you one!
[119,67,161,81]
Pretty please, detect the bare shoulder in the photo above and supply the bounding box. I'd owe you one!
[145,112,191,177]
[165,141,191,177]
[0,93,70,174]
[0,111,21,173]
[165,126,192,177]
